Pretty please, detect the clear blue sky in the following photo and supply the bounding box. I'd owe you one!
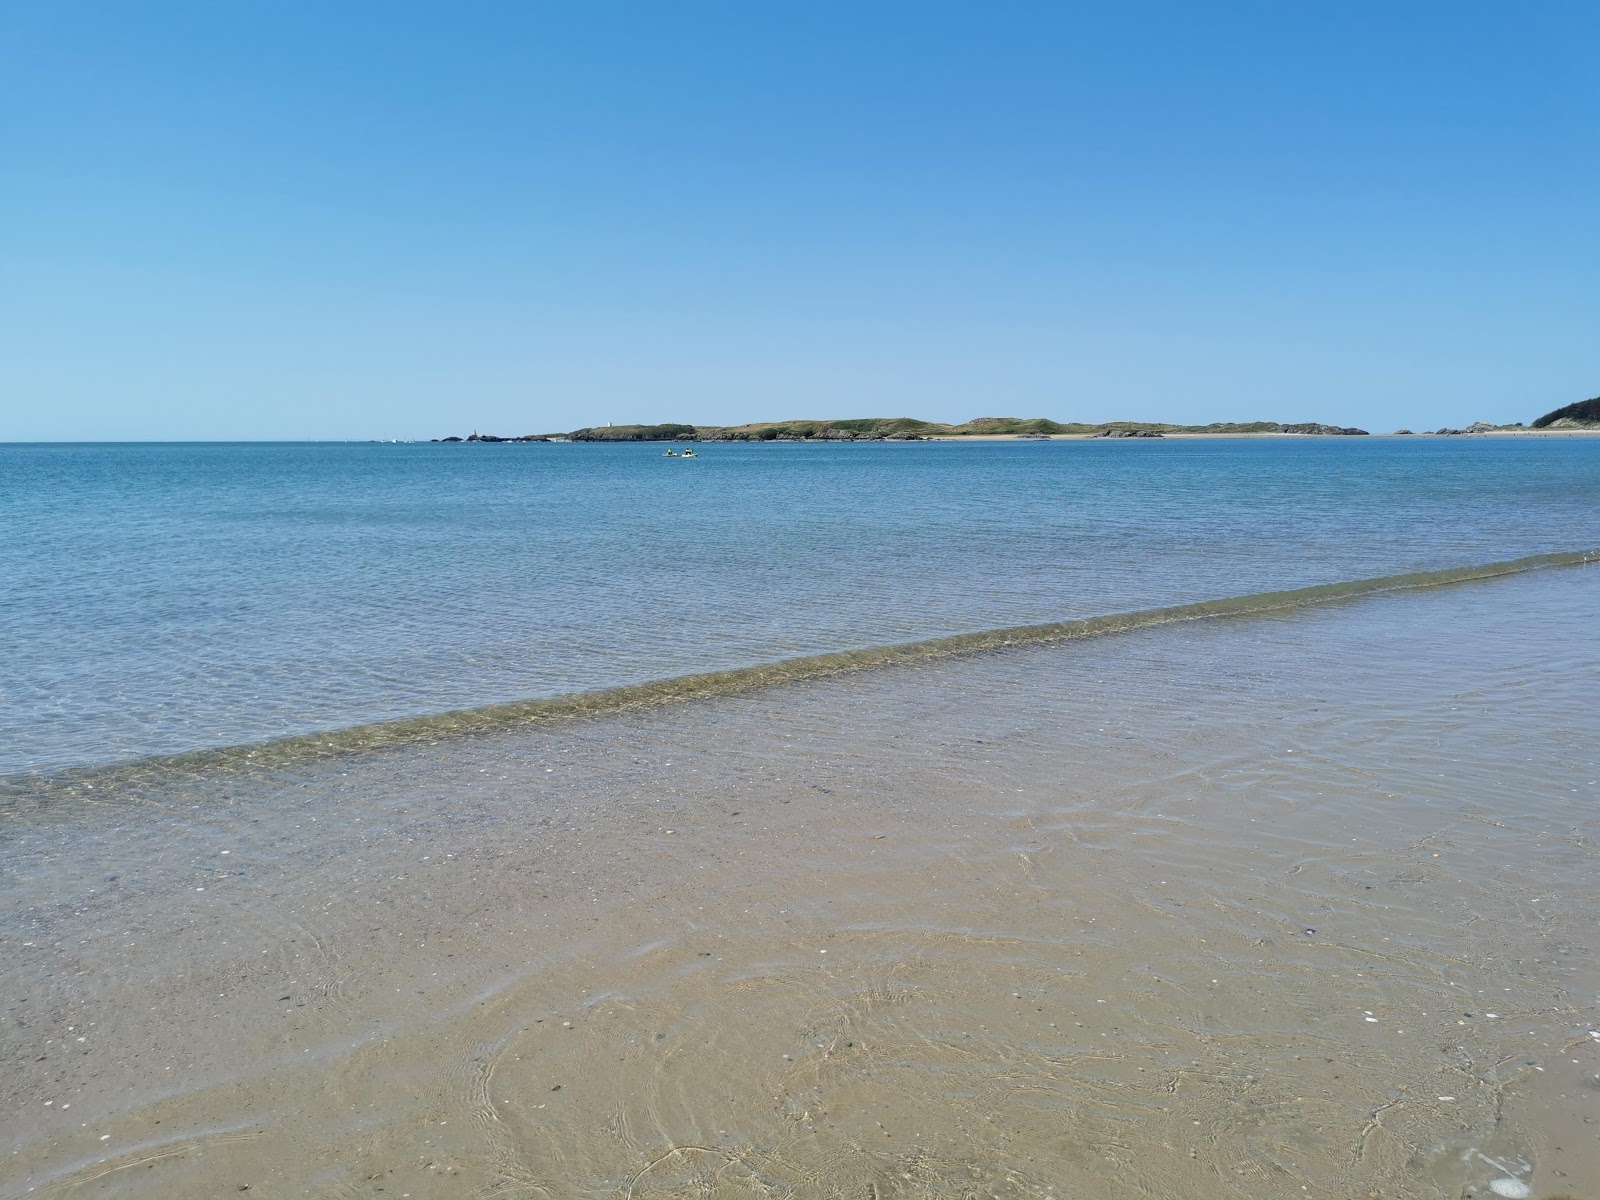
[2,1,1595,439]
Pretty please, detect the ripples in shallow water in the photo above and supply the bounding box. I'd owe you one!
[4,437,1600,772]
[3,564,1596,1197]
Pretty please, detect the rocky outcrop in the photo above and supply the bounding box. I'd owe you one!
[569,424,699,442]
[1432,422,1523,435]
[1092,428,1164,438]
[1281,423,1369,436]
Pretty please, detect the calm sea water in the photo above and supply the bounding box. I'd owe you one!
[3,437,1598,775]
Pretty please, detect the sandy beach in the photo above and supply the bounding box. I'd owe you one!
[5,561,1597,1199]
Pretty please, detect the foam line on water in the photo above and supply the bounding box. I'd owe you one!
[5,548,1596,798]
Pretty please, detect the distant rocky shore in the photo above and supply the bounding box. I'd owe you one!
[432,397,1597,444]
[432,417,1376,443]
[1399,421,1523,436]
[1398,395,1600,435]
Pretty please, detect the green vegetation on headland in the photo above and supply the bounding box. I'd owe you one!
[435,416,1372,443]
[1532,396,1600,429]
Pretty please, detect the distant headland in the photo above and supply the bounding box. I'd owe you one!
[435,416,1372,443]
[432,397,1599,443]
[1531,395,1600,430]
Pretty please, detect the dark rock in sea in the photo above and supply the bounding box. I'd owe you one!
[1394,429,1414,435]
[1433,424,1524,435]
[1531,395,1600,429]
[1281,423,1369,436]
[441,436,463,442]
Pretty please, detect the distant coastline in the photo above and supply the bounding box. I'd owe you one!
[431,403,1599,444]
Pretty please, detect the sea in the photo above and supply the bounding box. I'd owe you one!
[3,436,1598,777]
[3,436,1599,1199]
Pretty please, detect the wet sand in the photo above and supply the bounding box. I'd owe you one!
[3,565,1598,1198]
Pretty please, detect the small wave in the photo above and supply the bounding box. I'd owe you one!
[4,548,1594,801]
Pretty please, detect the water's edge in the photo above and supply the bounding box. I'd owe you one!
[8,548,1595,794]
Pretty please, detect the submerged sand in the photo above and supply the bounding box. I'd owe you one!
[3,565,1598,1198]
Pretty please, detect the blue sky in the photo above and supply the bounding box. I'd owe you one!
[2,1,1595,439]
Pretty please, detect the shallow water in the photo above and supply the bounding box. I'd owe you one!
[4,437,1599,774]
[4,563,1596,1198]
